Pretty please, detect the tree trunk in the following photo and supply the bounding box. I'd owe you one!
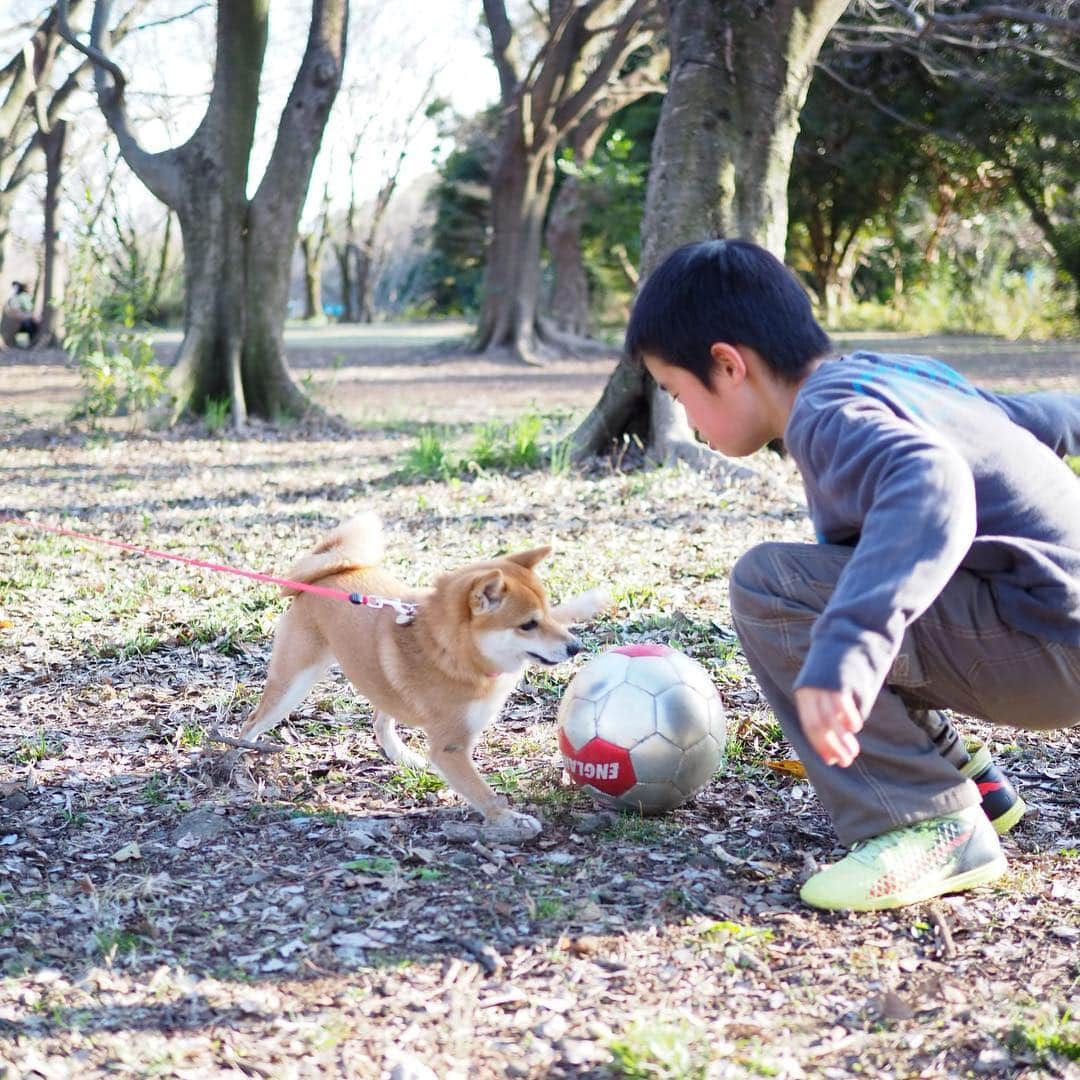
[242,0,347,420]
[166,1,268,425]
[571,0,847,463]
[300,233,324,320]
[38,119,68,346]
[70,0,347,426]
[473,126,558,362]
[354,247,374,323]
[335,240,357,322]
[545,172,592,336]
[545,117,611,338]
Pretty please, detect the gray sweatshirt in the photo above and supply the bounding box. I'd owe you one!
[785,350,1080,712]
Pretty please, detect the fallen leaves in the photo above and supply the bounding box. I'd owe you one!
[0,356,1077,1079]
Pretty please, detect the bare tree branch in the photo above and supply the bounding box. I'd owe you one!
[553,0,658,132]
[132,3,211,33]
[56,0,126,93]
[57,0,182,208]
[483,0,520,104]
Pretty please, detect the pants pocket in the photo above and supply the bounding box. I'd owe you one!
[886,629,928,692]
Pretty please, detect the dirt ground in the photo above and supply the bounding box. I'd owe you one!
[0,325,1078,1079]
[1,322,1078,428]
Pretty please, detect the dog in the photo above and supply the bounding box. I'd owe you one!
[235,512,607,842]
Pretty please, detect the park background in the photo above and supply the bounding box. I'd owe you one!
[1,2,1078,1078]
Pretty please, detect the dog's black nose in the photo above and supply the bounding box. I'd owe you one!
[567,638,583,657]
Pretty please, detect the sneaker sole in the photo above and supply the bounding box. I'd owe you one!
[801,854,1009,912]
[989,796,1026,836]
[962,743,1026,835]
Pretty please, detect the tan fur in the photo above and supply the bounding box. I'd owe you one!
[238,513,608,842]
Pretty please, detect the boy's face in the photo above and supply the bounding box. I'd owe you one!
[643,349,776,457]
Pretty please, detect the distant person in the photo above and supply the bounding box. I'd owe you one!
[5,282,39,343]
[626,238,1080,912]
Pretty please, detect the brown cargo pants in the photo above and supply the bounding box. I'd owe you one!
[729,541,1080,845]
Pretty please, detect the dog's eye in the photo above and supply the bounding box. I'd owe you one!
[519,619,539,631]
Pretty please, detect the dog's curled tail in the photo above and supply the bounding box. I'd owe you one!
[281,512,385,594]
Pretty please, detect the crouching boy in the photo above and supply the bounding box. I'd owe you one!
[626,238,1080,911]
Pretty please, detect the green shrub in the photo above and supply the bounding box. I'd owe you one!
[64,208,168,422]
[827,262,1077,340]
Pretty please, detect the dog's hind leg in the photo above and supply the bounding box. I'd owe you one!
[373,712,428,771]
[239,615,331,745]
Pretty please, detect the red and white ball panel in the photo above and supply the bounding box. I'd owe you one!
[557,643,727,815]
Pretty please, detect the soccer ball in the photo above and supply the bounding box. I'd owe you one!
[557,643,726,815]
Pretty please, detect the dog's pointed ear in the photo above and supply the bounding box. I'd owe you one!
[505,545,551,571]
[470,569,506,614]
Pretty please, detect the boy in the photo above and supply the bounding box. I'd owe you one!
[626,238,1080,911]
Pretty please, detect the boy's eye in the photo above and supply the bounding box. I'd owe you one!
[519,619,539,631]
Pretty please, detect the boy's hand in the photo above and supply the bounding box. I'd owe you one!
[793,687,863,767]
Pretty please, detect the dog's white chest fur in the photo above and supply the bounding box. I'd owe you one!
[464,673,519,737]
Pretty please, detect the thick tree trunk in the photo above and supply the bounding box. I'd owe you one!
[474,126,557,363]
[545,174,592,336]
[242,0,347,420]
[73,0,346,426]
[571,0,847,464]
[545,118,610,337]
[167,1,267,425]
[38,119,68,346]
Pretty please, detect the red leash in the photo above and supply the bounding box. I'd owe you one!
[0,515,418,622]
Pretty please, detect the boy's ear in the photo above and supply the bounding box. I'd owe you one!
[470,569,506,614]
[505,545,551,571]
[709,342,748,384]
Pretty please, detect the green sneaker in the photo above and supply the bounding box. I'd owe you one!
[961,741,1027,836]
[800,805,1007,912]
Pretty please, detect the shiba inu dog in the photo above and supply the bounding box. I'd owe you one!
[236,513,607,842]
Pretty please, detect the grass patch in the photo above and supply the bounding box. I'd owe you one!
[140,774,169,805]
[402,412,570,480]
[385,765,445,797]
[598,815,674,844]
[608,1016,710,1078]
[343,856,399,875]
[93,927,146,961]
[529,893,571,922]
[1009,1009,1080,1064]
[15,730,61,764]
[696,920,774,945]
[175,721,206,748]
[203,396,231,435]
[523,777,588,818]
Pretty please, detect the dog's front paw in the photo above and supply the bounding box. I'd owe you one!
[481,809,542,844]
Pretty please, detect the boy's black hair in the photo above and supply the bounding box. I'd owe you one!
[624,238,832,386]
